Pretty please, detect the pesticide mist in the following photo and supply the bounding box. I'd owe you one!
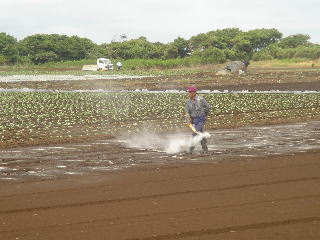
[122,130,211,154]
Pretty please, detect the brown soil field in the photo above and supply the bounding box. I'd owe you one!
[1,67,320,239]
[1,151,320,240]
[1,68,320,91]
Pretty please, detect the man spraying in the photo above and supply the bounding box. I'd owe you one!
[185,86,211,153]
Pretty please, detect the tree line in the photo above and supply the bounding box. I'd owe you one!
[1,28,319,65]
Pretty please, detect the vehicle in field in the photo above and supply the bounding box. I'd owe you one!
[82,58,113,71]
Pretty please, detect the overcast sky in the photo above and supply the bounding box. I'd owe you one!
[1,0,319,44]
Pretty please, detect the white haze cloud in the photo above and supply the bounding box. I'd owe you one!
[0,0,319,44]
[123,130,210,154]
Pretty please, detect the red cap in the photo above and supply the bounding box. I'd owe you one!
[187,86,197,92]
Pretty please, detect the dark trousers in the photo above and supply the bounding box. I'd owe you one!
[191,117,208,151]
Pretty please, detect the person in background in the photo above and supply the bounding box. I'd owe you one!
[216,60,250,75]
[116,61,122,71]
[108,62,113,71]
[185,86,211,153]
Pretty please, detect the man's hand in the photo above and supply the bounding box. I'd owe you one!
[186,123,198,134]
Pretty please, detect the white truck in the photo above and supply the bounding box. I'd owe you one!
[82,58,113,71]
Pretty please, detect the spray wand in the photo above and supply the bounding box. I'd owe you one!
[186,123,199,134]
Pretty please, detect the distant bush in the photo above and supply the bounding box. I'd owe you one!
[122,58,203,70]
[0,55,7,65]
[277,48,297,59]
[31,52,58,64]
[41,59,96,68]
[192,47,226,64]
[15,56,32,65]
[202,47,226,63]
[294,46,320,59]
[252,51,274,61]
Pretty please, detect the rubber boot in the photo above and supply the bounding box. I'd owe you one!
[188,146,195,154]
[201,138,208,153]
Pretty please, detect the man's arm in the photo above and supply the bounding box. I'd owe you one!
[201,98,211,116]
[185,102,192,123]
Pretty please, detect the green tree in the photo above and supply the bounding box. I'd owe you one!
[101,37,166,59]
[252,50,274,61]
[246,28,282,52]
[101,41,127,59]
[0,32,18,64]
[18,34,96,64]
[192,47,226,63]
[207,28,243,49]
[189,28,242,52]
[232,36,251,52]
[276,48,296,59]
[126,37,165,59]
[278,34,311,48]
[64,36,96,60]
[31,51,58,64]
[294,45,320,59]
[166,37,189,58]
[223,48,237,61]
[189,33,210,51]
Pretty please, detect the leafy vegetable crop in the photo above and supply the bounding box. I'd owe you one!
[0,92,319,148]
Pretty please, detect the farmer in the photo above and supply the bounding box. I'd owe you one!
[185,86,211,153]
[116,61,122,71]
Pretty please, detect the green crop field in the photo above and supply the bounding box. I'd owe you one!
[1,91,319,148]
